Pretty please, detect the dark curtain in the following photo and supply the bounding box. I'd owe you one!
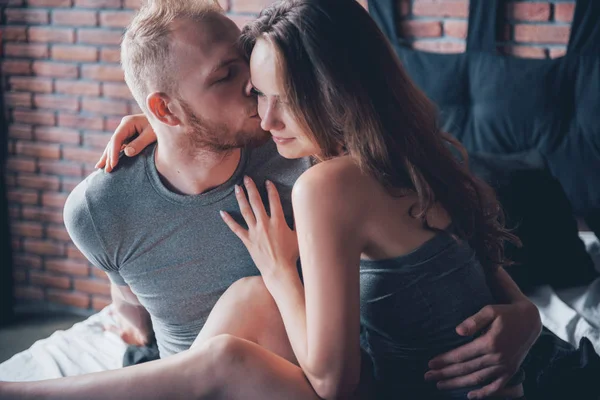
[0,30,15,327]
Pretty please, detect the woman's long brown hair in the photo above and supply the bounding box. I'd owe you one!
[240,0,521,272]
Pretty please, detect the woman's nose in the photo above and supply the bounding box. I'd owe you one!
[260,103,285,132]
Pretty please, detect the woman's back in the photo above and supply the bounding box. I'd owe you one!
[305,157,497,399]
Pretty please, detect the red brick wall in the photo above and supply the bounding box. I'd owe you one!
[1,0,573,313]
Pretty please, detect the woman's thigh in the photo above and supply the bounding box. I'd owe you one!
[192,276,297,364]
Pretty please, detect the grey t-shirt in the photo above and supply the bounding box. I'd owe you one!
[64,141,309,357]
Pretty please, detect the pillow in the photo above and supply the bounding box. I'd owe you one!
[468,151,599,292]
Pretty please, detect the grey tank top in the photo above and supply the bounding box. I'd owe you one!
[359,226,498,398]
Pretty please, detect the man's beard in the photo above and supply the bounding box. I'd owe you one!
[179,100,269,153]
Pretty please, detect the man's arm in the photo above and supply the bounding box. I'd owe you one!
[109,282,154,346]
[64,179,154,346]
[425,267,542,399]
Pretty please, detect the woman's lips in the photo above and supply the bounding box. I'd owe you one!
[272,136,295,145]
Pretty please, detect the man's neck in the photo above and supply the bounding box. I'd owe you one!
[154,142,242,196]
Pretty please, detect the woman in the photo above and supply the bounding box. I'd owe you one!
[0,1,534,399]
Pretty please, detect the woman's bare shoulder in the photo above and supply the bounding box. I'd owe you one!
[292,157,372,214]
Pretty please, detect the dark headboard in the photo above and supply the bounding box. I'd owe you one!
[369,0,600,234]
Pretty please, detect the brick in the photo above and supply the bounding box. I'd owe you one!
[35,126,81,144]
[5,92,32,108]
[34,94,80,112]
[9,125,33,140]
[5,9,49,24]
[82,98,129,115]
[1,26,28,41]
[102,82,133,99]
[399,21,443,38]
[507,2,551,22]
[412,40,466,53]
[83,131,111,149]
[130,103,143,114]
[59,113,104,130]
[231,0,272,13]
[13,254,43,270]
[51,45,98,62]
[100,10,135,28]
[67,245,87,260]
[82,64,124,82]
[7,189,39,205]
[62,177,85,192]
[555,3,575,23]
[503,45,547,59]
[75,0,121,8]
[13,254,42,269]
[29,0,72,5]
[104,116,123,131]
[55,80,100,96]
[412,0,468,18]
[13,110,56,126]
[62,146,103,163]
[444,20,468,39]
[14,269,29,284]
[10,206,21,219]
[549,47,567,59]
[92,296,112,311]
[24,239,64,256]
[29,27,75,43]
[91,268,109,280]
[15,286,44,301]
[47,289,90,309]
[11,221,44,238]
[46,225,72,241]
[514,24,571,44]
[12,238,22,252]
[2,60,32,75]
[15,141,60,159]
[17,174,60,190]
[74,278,111,296]
[4,43,49,58]
[398,0,411,16]
[32,61,78,78]
[23,206,64,224]
[39,160,83,177]
[6,157,36,173]
[228,14,255,30]
[46,259,90,277]
[9,77,53,93]
[100,47,120,62]
[31,271,71,289]
[52,10,98,26]
[42,192,70,209]
[123,0,142,8]
[77,29,123,45]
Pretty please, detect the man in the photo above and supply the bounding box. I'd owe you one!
[65,0,536,396]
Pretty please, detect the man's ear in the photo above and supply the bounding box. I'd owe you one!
[146,92,181,126]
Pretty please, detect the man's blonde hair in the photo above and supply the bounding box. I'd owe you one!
[121,0,223,113]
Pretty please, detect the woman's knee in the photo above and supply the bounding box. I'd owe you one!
[204,334,252,378]
[224,276,274,309]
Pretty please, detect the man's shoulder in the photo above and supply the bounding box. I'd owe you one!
[66,146,152,219]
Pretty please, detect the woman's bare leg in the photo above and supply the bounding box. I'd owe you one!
[0,277,313,400]
[192,276,297,364]
[0,334,321,400]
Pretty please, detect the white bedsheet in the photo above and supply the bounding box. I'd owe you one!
[529,232,600,354]
[1,233,599,381]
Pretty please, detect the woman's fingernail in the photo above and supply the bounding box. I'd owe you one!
[244,175,250,184]
[266,180,272,186]
[125,146,135,156]
[235,185,241,194]
[219,210,225,218]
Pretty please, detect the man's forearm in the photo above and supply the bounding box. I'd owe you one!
[488,267,529,304]
[111,284,154,343]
